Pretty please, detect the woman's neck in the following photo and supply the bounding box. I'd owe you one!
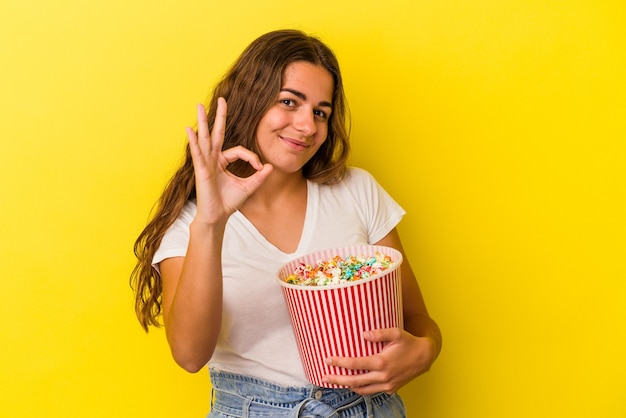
[243,170,307,209]
[238,170,308,253]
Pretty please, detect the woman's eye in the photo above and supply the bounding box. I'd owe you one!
[314,109,328,119]
[281,99,296,107]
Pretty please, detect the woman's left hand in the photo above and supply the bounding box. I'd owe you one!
[323,327,438,395]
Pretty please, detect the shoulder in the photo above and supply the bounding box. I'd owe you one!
[181,199,197,219]
[165,199,197,233]
[339,167,384,194]
[319,166,384,202]
[342,166,377,185]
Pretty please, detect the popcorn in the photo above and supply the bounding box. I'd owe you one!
[284,252,394,286]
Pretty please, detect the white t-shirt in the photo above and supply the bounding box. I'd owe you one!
[153,167,405,386]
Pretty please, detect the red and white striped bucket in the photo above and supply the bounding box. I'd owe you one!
[277,245,403,388]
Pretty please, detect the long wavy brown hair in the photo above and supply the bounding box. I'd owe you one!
[131,29,351,331]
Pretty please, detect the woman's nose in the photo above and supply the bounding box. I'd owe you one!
[294,108,316,136]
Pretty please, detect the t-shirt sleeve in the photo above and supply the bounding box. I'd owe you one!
[347,167,406,244]
[151,200,197,274]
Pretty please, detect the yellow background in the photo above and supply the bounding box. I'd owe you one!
[1,0,624,417]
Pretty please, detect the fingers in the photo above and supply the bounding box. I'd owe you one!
[186,99,271,197]
[363,327,402,343]
[187,104,208,171]
[323,353,383,392]
[189,99,265,171]
[221,145,274,187]
[189,98,227,155]
[323,354,398,395]
[211,97,227,152]
[220,145,265,169]
[186,126,205,173]
[325,353,378,374]
[322,328,410,394]
[322,365,395,395]
[221,145,273,194]
[187,99,228,170]
[324,328,399,372]
[194,103,210,158]
[195,103,209,139]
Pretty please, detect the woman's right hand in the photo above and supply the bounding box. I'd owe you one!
[186,98,273,226]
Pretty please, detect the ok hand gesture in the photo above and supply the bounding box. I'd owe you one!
[186,98,273,226]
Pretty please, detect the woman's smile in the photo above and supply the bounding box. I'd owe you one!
[279,135,310,151]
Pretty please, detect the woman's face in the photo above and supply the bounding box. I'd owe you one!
[255,61,334,175]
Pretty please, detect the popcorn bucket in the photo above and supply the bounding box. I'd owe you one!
[277,245,403,388]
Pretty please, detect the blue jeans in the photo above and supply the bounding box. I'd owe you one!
[207,369,406,418]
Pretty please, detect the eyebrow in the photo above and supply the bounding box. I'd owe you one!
[281,88,333,108]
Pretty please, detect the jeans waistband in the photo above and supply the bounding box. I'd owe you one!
[209,369,376,418]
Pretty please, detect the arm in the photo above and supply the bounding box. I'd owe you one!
[323,228,442,393]
[159,221,226,373]
[160,100,272,372]
[382,228,442,358]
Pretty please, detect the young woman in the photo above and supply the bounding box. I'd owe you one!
[131,29,441,417]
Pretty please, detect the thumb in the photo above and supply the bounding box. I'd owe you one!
[242,163,273,193]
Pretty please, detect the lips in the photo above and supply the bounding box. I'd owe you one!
[280,135,309,150]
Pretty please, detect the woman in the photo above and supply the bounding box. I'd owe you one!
[131,29,441,417]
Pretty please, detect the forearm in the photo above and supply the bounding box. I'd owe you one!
[404,311,442,363]
[164,220,226,372]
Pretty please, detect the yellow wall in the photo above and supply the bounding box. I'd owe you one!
[1,1,624,417]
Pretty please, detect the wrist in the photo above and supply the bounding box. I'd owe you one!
[189,218,227,239]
